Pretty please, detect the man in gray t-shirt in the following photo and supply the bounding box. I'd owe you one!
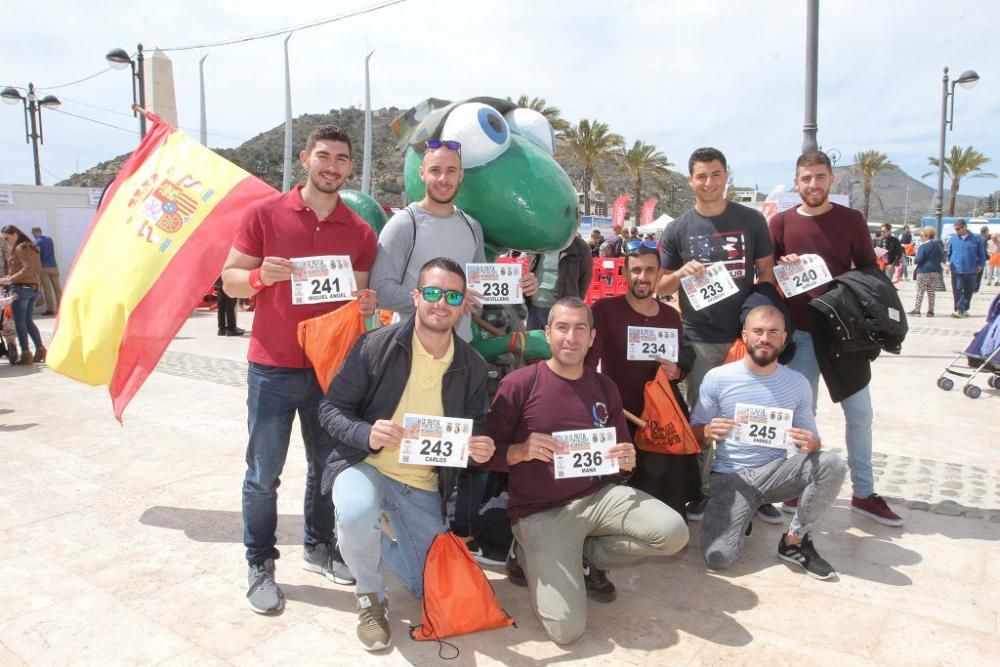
[370,142,536,341]
[656,147,775,511]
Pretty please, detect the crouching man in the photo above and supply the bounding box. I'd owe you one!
[487,297,689,645]
[318,258,495,651]
[691,305,846,579]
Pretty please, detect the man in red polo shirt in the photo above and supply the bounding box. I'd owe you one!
[222,125,378,614]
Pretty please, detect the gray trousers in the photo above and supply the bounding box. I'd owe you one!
[682,341,733,495]
[701,452,846,570]
[513,484,689,645]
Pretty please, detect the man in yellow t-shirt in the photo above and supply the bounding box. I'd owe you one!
[319,257,495,652]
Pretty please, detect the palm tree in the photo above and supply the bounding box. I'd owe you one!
[505,95,570,132]
[559,119,624,216]
[852,150,896,221]
[617,141,673,222]
[924,145,996,216]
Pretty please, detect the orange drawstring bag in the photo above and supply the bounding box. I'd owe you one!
[297,302,392,392]
[634,367,701,455]
[723,338,747,363]
[409,532,515,656]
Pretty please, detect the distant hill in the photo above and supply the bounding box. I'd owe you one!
[61,106,981,226]
[831,164,980,225]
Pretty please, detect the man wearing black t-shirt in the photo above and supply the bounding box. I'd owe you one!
[657,147,775,517]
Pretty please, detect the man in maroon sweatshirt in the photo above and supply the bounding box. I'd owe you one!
[486,297,688,645]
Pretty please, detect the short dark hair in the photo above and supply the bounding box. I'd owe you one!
[547,296,594,329]
[880,223,892,232]
[304,124,353,156]
[688,147,727,174]
[795,150,833,172]
[624,245,660,272]
[955,219,967,227]
[417,257,466,290]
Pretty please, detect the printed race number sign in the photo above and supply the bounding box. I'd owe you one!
[733,403,793,450]
[774,254,833,297]
[680,262,739,311]
[552,427,619,479]
[626,326,678,362]
[466,263,523,304]
[398,414,471,468]
[290,255,356,305]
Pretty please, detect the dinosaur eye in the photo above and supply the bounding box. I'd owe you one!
[440,103,510,168]
[504,108,555,155]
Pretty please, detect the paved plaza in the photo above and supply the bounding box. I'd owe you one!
[1,279,999,666]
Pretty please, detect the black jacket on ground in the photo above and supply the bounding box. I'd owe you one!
[318,316,490,516]
[808,265,908,402]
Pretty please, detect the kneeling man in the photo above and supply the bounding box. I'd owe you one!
[319,258,495,651]
[691,305,846,579]
[488,297,689,645]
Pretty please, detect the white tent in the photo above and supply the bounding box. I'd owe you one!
[636,213,674,236]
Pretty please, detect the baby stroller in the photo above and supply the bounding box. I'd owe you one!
[0,289,17,365]
[937,292,1000,398]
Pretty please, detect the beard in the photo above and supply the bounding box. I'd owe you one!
[801,189,829,207]
[309,171,344,194]
[747,342,780,366]
[628,281,653,299]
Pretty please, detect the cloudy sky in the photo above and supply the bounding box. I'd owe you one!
[2,0,998,203]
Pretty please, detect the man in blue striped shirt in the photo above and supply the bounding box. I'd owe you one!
[691,305,846,579]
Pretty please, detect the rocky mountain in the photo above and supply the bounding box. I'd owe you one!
[58,106,984,226]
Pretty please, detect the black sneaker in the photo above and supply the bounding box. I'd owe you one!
[506,542,527,587]
[777,533,835,580]
[582,560,616,603]
[467,539,507,567]
[757,503,784,525]
[303,543,356,585]
[686,497,709,522]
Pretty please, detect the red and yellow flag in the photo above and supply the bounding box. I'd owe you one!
[47,112,275,421]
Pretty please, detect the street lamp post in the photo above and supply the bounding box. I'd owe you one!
[1,83,61,186]
[934,66,979,233]
[106,43,147,137]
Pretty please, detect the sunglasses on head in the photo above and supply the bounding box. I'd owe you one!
[418,286,465,306]
[625,239,658,253]
[425,139,462,153]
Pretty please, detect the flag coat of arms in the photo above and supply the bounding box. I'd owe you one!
[47,112,276,420]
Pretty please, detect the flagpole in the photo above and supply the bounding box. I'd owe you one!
[282,33,294,192]
[361,49,375,195]
[198,54,208,146]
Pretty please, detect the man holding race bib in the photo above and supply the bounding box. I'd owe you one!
[657,147,776,519]
[370,139,537,341]
[769,150,903,528]
[318,258,495,651]
[222,125,378,615]
[585,239,700,519]
[487,297,688,645]
[692,305,847,579]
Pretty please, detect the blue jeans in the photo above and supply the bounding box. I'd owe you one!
[702,452,846,570]
[242,363,335,564]
[332,462,448,601]
[951,271,977,312]
[9,285,43,353]
[787,331,875,498]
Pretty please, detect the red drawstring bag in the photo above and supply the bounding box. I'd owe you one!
[409,532,514,657]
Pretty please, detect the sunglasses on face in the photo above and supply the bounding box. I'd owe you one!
[425,139,462,153]
[418,286,465,306]
[625,239,658,253]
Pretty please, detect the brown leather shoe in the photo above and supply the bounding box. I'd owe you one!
[34,346,47,363]
[17,349,34,365]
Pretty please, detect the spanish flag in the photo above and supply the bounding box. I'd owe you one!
[48,112,275,421]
